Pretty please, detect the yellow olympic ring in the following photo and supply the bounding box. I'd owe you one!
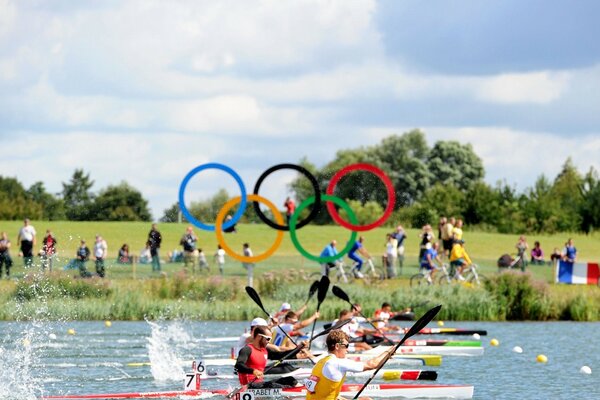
[215,194,285,263]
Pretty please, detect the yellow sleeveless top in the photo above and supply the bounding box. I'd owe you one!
[305,355,345,400]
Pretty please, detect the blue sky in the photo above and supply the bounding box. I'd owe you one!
[1,0,599,219]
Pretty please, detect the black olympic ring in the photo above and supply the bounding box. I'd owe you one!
[252,163,321,231]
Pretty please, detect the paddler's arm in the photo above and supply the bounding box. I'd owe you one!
[293,311,320,330]
[235,346,263,379]
[363,347,396,370]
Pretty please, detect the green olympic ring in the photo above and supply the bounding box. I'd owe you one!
[289,194,358,263]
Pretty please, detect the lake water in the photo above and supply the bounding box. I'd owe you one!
[1,320,599,399]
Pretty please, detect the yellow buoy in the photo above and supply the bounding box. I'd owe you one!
[490,338,499,346]
[22,338,31,347]
[536,354,548,363]
[105,320,112,327]
[67,328,76,335]
[437,321,444,327]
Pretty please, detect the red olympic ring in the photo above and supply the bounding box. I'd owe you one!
[325,163,396,231]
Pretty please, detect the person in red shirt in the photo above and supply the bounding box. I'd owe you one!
[373,302,401,332]
[284,197,296,226]
[41,229,57,272]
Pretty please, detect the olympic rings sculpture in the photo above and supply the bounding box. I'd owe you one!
[178,162,396,262]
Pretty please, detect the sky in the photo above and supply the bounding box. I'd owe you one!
[1,0,599,220]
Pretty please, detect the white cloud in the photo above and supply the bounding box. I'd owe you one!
[476,71,571,104]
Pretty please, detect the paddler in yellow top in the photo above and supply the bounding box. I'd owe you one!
[305,329,395,400]
[449,239,472,280]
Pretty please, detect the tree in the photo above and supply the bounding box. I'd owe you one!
[27,182,65,220]
[420,183,466,219]
[92,182,152,221]
[428,141,484,190]
[580,167,600,233]
[0,176,43,220]
[550,158,583,232]
[62,169,95,220]
[521,175,561,233]
[161,203,182,223]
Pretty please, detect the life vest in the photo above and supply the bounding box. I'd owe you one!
[305,355,344,400]
[237,344,267,384]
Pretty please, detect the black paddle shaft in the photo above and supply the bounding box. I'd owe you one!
[245,286,298,346]
[353,305,442,399]
[308,276,330,349]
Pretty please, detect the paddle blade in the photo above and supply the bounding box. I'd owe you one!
[308,280,320,299]
[317,275,330,306]
[332,285,351,304]
[245,286,267,315]
[398,305,442,347]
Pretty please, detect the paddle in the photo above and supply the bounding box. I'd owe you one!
[352,304,442,399]
[303,280,320,307]
[308,275,330,350]
[331,285,396,346]
[245,286,298,346]
[226,318,350,399]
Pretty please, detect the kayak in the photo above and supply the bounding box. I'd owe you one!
[126,354,443,367]
[41,383,474,399]
[202,367,437,381]
[360,345,484,357]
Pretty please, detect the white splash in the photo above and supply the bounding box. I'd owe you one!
[0,328,38,400]
[146,320,189,382]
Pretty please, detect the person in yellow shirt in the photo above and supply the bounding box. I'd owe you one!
[305,330,395,400]
[449,239,472,280]
[452,219,463,242]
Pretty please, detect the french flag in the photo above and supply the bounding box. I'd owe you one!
[557,260,600,285]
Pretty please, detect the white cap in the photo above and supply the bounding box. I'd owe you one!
[250,317,268,327]
[280,302,291,312]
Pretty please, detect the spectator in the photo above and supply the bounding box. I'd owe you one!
[148,223,162,272]
[223,214,237,233]
[0,231,13,279]
[76,240,92,278]
[515,235,529,271]
[452,219,464,241]
[242,243,255,287]
[383,233,397,278]
[198,248,209,272]
[550,247,562,265]
[441,217,455,258]
[118,244,132,264]
[437,217,446,242]
[214,245,225,275]
[41,229,57,272]
[180,226,198,272]
[562,238,577,263]
[17,218,36,268]
[391,225,407,273]
[139,242,152,264]
[94,235,108,278]
[418,224,434,263]
[284,197,296,226]
[530,241,545,265]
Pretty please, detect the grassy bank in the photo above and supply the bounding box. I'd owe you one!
[1,271,599,321]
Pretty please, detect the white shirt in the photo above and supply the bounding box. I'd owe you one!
[94,240,108,258]
[273,323,294,346]
[216,248,225,264]
[386,239,398,256]
[19,225,36,242]
[321,354,364,382]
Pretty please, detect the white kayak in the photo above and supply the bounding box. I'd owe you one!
[361,345,484,357]
[201,367,437,381]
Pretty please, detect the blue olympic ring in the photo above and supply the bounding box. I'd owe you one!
[178,163,247,232]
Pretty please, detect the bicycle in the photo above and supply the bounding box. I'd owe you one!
[438,263,486,286]
[409,264,445,287]
[310,258,383,284]
[310,260,355,284]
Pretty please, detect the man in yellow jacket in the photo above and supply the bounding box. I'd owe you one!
[449,239,472,280]
[305,330,394,400]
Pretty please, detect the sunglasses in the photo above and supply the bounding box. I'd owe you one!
[338,342,350,349]
[258,334,272,342]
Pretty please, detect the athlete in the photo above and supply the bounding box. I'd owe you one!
[347,236,370,279]
[273,310,320,346]
[373,303,401,332]
[331,310,372,351]
[304,329,395,400]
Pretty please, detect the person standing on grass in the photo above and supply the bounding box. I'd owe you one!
[180,226,198,273]
[515,235,529,271]
[441,217,455,258]
[384,233,397,278]
[391,225,407,273]
[284,197,296,226]
[214,245,225,275]
[76,239,91,278]
[17,218,36,268]
[94,235,108,278]
[0,232,13,279]
[41,229,57,272]
[148,223,162,272]
[242,243,255,287]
